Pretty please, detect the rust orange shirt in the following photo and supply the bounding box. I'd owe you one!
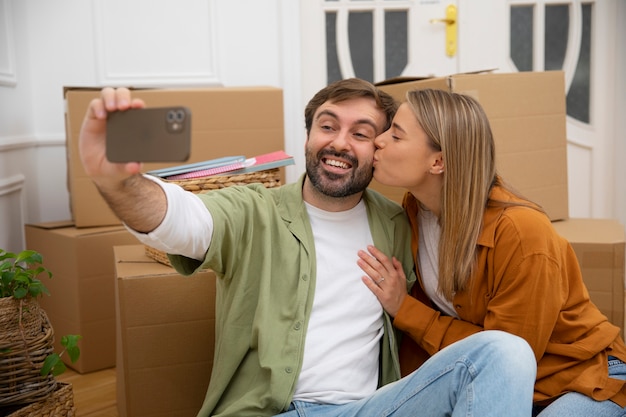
[396,185,626,406]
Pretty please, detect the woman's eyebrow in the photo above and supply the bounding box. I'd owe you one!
[391,121,407,134]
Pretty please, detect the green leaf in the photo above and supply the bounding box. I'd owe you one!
[0,251,17,262]
[40,353,68,376]
[67,345,81,363]
[52,360,67,376]
[15,250,41,265]
[61,334,82,363]
[13,287,28,299]
[41,353,60,376]
[27,280,50,298]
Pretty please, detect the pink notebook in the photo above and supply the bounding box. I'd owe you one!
[166,150,293,180]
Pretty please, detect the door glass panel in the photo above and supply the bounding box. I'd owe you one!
[326,12,342,83]
[349,11,374,81]
[510,5,533,71]
[545,5,569,70]
[510,3,592,124]
[385,10,408,79]
[323,2,409,83]
[567,4,591,123]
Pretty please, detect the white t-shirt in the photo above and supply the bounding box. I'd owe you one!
[418,207,457,317]
[293,201,383,404]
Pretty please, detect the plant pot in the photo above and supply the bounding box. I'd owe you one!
[1,382,75,417]
[0,297,57,408]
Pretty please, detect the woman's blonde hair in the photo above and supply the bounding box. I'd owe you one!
[405,88,522,299]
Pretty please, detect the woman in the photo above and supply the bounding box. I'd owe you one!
[357,88,626,416]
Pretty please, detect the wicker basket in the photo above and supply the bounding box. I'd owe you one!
[145,168,283,266]
[3,382,75,417]
[0,297,57,408]
[163,168,282,193]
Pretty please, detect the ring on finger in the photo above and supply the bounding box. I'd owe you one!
[376,277,385,284]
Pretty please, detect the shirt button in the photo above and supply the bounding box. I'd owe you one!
[285,367,293,373]
[301,274,308,281]
[294,322,302,330]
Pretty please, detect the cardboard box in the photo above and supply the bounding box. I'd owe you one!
[65,86,285,228]
[553,218,626,332]
[114,245,216,417]
[23,221,140,373]
[374,71,569,221]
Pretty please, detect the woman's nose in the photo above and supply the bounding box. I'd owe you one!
[374,132,386,149]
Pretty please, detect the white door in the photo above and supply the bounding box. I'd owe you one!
[298,0,621,220]
[301,0,461,101]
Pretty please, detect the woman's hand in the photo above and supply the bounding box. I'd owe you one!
[357,245,407,317]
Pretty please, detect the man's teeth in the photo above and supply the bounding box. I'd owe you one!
[326,159,349,169]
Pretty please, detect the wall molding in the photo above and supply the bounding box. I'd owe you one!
[0,174,25,197]
[0,135,38,152]
[0,134,65,152]
[0,0,17,86]
[92,0,221,87]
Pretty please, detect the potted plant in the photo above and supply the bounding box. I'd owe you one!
[0,248,81,412]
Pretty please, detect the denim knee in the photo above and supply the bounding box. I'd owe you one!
[475,331,536,375]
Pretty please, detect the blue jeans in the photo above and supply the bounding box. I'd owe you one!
[277,330,536,417]
[533,356,626,417]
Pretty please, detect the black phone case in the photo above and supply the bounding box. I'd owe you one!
[106,107,191,162]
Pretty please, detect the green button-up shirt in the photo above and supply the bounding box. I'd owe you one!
[169,176,416,417]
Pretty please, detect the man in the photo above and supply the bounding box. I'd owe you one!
[79,78,536,417]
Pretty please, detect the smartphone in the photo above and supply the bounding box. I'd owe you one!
[106,106,192,162]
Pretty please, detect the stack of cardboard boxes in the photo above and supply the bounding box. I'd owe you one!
[24,86,286,416]
[24,72,625,417]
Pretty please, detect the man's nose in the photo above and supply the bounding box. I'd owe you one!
[331,130,351,150]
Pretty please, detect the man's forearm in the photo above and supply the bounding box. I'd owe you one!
[95,174,167,233]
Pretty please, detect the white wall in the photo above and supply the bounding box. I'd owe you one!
[0,0,301,253]
[615,1,626,225]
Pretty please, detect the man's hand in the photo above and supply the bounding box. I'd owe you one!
[78,87,167,233]
[79,87,146,190]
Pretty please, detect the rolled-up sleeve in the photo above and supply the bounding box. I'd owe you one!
[125,175,213,261]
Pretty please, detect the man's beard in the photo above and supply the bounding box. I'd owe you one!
[305,147,373,198]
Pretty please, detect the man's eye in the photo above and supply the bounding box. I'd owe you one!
[354,132,373,141]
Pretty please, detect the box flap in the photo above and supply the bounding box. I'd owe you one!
[25,220,76,230]
[553,218,626,244]
[375,76,431,86]
[114,245,179,278]
[375,69,497,87]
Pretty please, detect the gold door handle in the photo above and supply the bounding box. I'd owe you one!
[430,4,457,57]
[429,18,455,25]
